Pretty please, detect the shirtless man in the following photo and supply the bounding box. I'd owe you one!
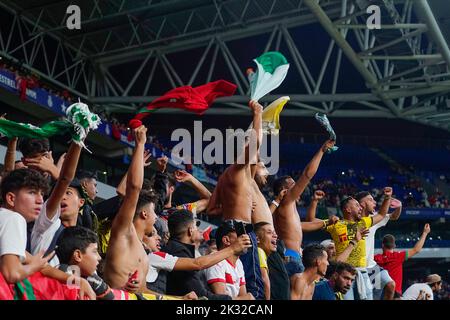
[251,161,273,225]
[207,100,265,299]
[272,140,336,282]
[291,244,329,300]
[103,125,196,300]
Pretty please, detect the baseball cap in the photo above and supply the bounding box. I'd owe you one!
[320,239,334,248]
[76,169,98,180]
[426,274,442,285]
[68,179,90,202]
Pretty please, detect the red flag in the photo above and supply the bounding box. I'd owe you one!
[203,226,213,242]
[131,80,237,124]
[0,273,14,300]
[23,272,79,300]
[6,272,79,300]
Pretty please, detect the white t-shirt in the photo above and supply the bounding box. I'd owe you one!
[205,259,245,298]
[31,201,62,267]
[146,251,179,283]
[0,208,27,262]
[366,213,390,268]
[402,283,434,300]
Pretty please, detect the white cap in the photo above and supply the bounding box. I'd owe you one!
[320,239,334,248]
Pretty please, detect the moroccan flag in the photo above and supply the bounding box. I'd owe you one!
[248,52,289,101]
[0,273,14,300]
[131,80,237,123]
[11,272,79,300]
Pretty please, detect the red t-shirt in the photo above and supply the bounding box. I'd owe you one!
[374,250,408,294]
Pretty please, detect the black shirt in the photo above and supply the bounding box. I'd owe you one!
[163,239,231,300]
[267,240,291,300]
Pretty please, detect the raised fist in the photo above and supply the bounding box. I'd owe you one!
[313,190,325,201]
[321,140,336,153]
[383,187,393,197]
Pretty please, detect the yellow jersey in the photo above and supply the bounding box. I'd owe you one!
[326,216,373,268]
[258,247,268,271]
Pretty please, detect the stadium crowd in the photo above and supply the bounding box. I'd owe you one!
[0,99,447,300]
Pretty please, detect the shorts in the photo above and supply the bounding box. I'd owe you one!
[284,249,305,277]
[367,265,394,299]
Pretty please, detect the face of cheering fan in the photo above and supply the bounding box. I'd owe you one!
[343,198,363,220]
[257,224,278,254]
[60,187,85,222]
[359,194,376,215]
[255,162,270,187]
[332,270,355,294]
[5,187,44,222]
[144,227,162,252]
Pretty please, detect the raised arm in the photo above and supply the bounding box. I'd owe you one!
[4,137,18,174]
[23,151,61,181]
[408,224,430,258]
[302,215,339,233]
[372,187,392,225]
[153,156,170,213]
[282,140,335,205]
[45,143,82,220]
[237,100,263,166]
[116,172,128,198]
[174,170,211,213]
[389,199,403,221]
[206,186,223,216]
[269,189,287,214]
[305,190,325,222]
[111,126,146,235]
[116,150,151,198]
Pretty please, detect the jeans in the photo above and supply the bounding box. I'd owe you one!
[284,249,305,277]
[239,231,264,300]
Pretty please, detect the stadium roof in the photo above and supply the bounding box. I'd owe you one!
[0,0,450,131]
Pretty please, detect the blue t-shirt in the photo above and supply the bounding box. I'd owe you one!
[313,280,336,300]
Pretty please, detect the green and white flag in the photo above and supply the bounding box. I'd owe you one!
[248,52,290,101]
[0,102,101,152]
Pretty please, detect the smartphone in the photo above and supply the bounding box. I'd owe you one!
[235,222,247,237]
